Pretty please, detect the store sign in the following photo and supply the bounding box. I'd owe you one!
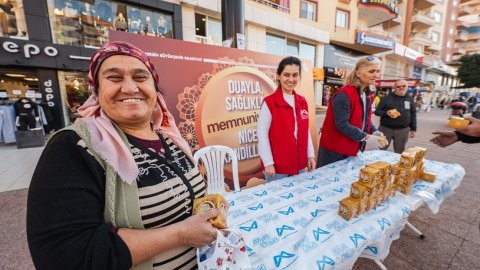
[393,43,424,63]
[2,41,58,59]
[43,79,56,107]
[356,31,394,49]
[413,67,422,78]
[236,33,245,50]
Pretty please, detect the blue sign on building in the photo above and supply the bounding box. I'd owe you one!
[356,31,394,49]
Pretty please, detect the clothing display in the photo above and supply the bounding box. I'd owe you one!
[0,105,16,143]
[14,98,39,131]
[27,123,206,270]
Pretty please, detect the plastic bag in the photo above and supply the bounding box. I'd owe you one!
[197,229,251,270]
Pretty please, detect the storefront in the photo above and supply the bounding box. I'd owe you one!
[0,0,181,145]
[322,44,365,106]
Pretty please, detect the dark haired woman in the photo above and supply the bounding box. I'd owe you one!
[257,56,316,182]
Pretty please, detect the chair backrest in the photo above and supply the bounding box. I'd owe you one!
[193,145,240,195]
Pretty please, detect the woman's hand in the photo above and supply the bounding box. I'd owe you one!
[264,165,276,178]
[178,209,220,247]
[430,131,458,147]
[307,157,316,171]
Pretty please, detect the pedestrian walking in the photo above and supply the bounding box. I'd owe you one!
[374,79,416,153]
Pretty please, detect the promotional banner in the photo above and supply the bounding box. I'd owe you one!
[109,31,316,187]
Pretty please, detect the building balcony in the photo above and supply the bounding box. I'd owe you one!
[453,45,466,55]
[425,43,441,53]
[458,4,475,16]
[251,0,290,14]
[410,32,433,47]
[464,41,480,52]
[411,11,436,30]
[358,0,399,27]
[414,0,436,10]
[456,31,480,41]
[457,20,480,29]
[456,31,470,41]
[382,15,402,29]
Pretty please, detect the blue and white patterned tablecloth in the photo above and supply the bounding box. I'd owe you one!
[225,150,465,270]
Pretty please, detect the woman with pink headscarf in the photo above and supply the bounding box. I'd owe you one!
[26,41,218,270]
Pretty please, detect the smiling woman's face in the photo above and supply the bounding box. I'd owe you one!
[97,55,157,127]
[356,64,380,87]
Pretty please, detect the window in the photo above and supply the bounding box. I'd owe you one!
[287,39,299,56]
[449,27,455,35]
[266,33,317,64]
[433,11,442,23]
[451,14,456,21]
[431,31,439,42]
[47,0,173,47]
[447,40,452,48]
[453,0,458,6]
[300,0,316,21]
[336,9,349,29]
[0,0,28,38]
[446,54,451,62]
[266,33,286,56]
[195,14,222,46]
[299,42,316,65]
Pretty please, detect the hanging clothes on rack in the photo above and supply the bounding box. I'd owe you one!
[14,98,39,131]
[0,105,16,143]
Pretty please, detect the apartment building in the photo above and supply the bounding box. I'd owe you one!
[180,0,330,106]
[451,0,480,64]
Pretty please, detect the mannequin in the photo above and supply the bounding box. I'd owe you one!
[14,97,39,130]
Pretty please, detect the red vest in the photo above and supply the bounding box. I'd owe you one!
[320,85,373,156]
[262,87,309,174]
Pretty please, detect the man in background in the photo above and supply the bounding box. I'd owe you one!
[374,79,416,153]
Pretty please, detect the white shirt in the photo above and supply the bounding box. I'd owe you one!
[257,93,315,166]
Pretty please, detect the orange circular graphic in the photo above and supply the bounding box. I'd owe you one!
[195,66,276,180]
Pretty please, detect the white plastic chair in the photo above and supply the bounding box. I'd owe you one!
[193,145,240,195]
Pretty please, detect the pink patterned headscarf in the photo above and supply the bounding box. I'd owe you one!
[76,41,192,185]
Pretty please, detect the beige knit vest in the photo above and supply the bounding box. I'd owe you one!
[61,123,153,270]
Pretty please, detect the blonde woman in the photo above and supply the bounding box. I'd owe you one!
[317,56,385,167]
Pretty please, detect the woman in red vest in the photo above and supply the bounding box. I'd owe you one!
[317,56,385,168]
[257,56,316,182]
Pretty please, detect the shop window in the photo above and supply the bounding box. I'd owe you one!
[195,13,221,46]
[300,0,316,21]
[47,0,173,47]
[335,9,349,29]
[57,71,89,125]
[0,0,28,38]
